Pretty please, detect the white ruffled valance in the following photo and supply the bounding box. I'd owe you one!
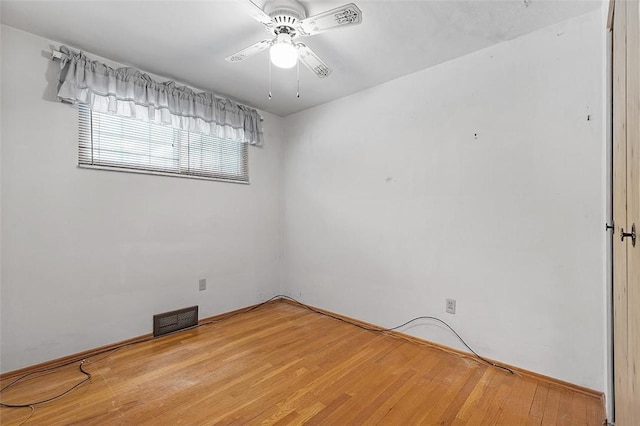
[57,46,263,145]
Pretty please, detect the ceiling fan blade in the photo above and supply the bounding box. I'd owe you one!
[296,3,362,36]
[297,43,332,78]
[236,0,274,29]
[225,39,272,62]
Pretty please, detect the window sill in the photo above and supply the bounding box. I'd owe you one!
[78,164,250,185]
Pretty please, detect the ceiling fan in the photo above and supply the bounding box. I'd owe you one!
[225,0,363,78]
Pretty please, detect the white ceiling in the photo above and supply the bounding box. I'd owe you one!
[1,0,601,116]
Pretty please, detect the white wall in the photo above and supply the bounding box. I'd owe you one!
[0,25,285,372]
[283,10,606,392]
[1,9,609,400]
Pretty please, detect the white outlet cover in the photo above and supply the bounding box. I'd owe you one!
[446,299,456,314]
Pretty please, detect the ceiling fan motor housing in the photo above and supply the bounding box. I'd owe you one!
[225,0,362,78]
[264,0,307,35]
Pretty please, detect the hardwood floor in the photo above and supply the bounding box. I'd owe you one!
[0,301,605,425]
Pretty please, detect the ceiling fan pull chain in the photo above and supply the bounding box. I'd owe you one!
[268,58,273,100]
[296,59,300,99]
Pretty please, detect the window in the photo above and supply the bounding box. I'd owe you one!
[78,105,249,183]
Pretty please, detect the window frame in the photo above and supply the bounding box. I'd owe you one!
[77,104,250,184]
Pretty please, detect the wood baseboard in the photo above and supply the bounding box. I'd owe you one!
[1,297,606,425]
[0,333,153,381]
[276,298,605,400]
[0,296,605,404]
[0,301,271,381]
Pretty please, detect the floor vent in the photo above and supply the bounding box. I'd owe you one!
[153,306,198,337]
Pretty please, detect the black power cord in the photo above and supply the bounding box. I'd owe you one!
[0,294,512,421]
[275,295,514,375]
[0,295,287,414]
[0,361,92,408]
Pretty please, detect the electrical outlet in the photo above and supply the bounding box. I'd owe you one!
[199,278,207,291]
[446,298,456,314]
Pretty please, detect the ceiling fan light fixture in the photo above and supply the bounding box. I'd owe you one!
[270,33,298,69]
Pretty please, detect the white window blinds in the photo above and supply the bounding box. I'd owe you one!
[78,104,249,183]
